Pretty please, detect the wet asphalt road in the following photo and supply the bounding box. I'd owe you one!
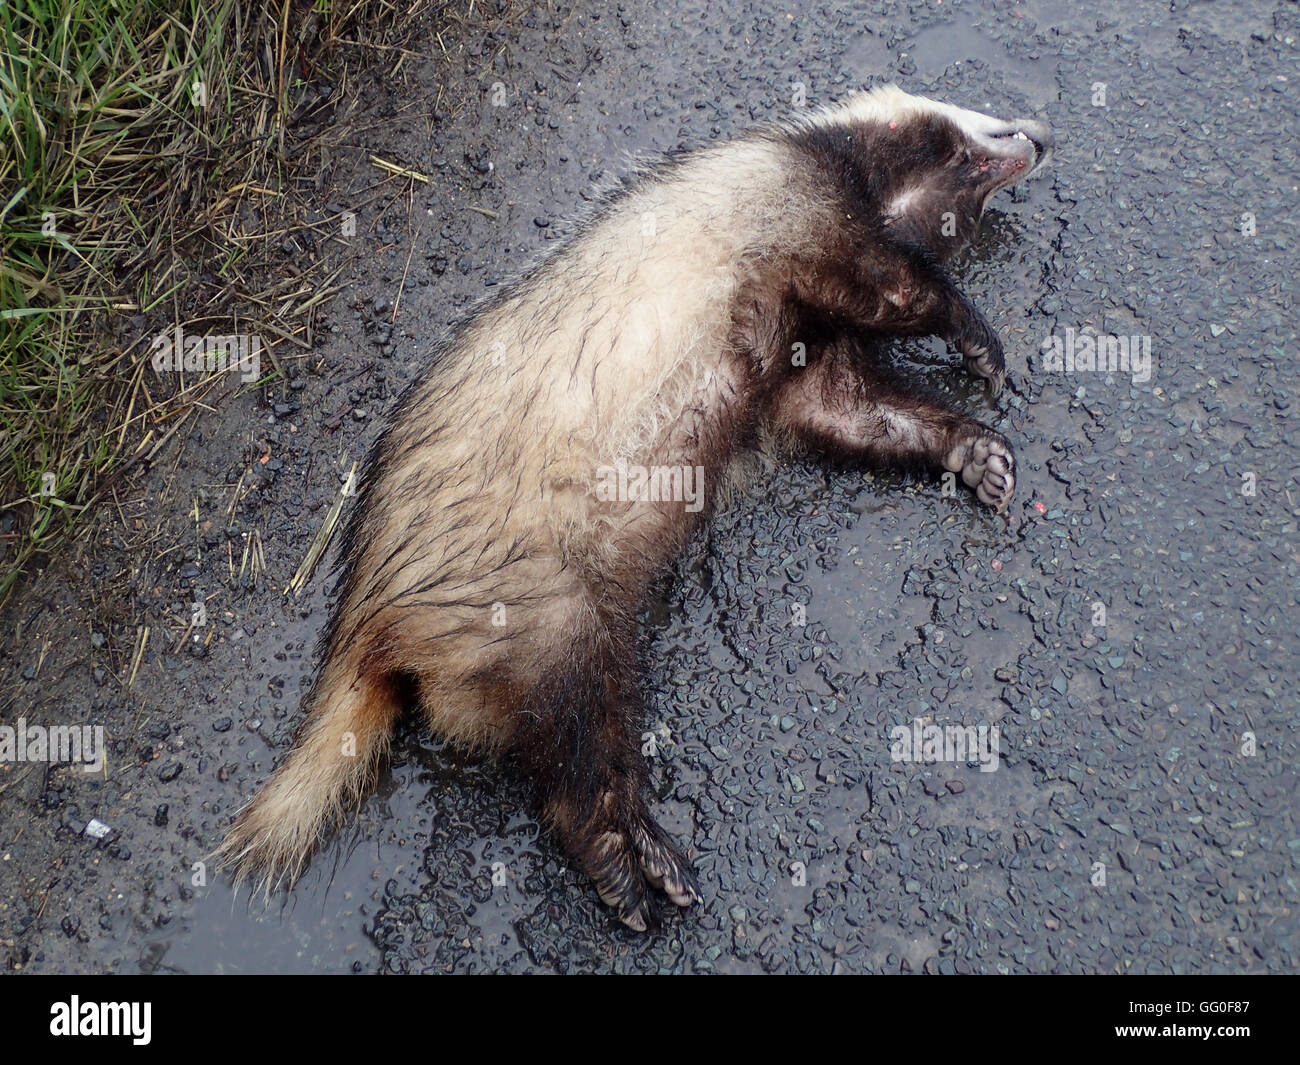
[1,0,1296,973]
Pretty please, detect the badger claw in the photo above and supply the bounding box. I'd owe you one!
[577,803,700,931]
[962,341,1006,394]
[588,829,659,931]
[631,819,702,910]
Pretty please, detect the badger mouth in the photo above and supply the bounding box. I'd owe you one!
[977,121,1053,201]
[1005,122,1053,174]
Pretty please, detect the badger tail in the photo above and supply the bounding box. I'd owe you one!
[216,653,402,890]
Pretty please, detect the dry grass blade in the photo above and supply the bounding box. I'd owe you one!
[285,460,356,596]
[369,154,431,183]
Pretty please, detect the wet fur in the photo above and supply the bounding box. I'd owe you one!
[219,85,1051,928]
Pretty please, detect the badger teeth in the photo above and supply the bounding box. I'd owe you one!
[1012,130,1030,141]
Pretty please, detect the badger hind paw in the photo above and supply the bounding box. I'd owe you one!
[587,829,659,932]
[945,429,1016,514]
[576,804,700,931]
[631,819,703,910]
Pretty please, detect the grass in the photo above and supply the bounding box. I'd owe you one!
[0,0,426,603]
[0,0,239,597]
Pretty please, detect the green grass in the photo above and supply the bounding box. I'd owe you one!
[0,0,240,597]
[0,0,444,603]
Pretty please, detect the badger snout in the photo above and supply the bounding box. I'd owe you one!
[984,117,1053,184]
[1012,119,1053,174]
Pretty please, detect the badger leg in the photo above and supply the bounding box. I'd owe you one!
[796,250,1008,393]
[896,261,1008,394]
[939,289,1007,395]
[511,617,701,931]
[767,349,1016,511]
[217,654,403,889]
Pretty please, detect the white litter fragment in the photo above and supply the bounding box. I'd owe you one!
[84,818,112,840]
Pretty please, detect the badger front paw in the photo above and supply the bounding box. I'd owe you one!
[944,428,1016,513]
[962,338,1007,395]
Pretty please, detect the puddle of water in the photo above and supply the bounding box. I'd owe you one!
[156,846,386,974]
[902,15,1056,105]
[1016,0,1104,36]
[818,524,933,678]
[155,759,431,973]
[839,28,891,77]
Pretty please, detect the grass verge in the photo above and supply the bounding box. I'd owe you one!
[0,0,424,602]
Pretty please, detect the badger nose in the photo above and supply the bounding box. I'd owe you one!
[1015,119,1054,171]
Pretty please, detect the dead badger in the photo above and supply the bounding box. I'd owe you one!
[220,85,1052,929]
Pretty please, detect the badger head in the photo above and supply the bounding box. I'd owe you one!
[796,85,1053,257]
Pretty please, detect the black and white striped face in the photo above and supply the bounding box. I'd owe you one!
[794,86,1053,257]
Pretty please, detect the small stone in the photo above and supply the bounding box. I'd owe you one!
[84,818,112,840]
